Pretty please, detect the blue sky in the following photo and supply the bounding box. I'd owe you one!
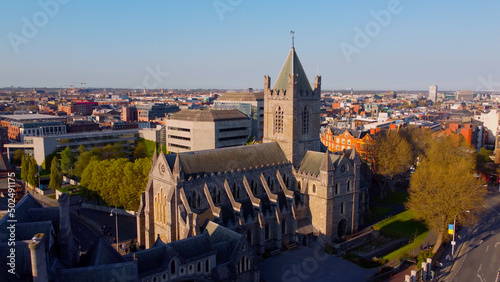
[1,0,499,90]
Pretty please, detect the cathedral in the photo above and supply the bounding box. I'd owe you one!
[136,46,369,281]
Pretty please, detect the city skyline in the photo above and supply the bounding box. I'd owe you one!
[1,1,500,91]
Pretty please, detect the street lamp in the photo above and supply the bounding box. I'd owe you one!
[451,210,470,256]
[110,207,119,252]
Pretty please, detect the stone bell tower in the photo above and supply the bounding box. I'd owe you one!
[263,45,321,167]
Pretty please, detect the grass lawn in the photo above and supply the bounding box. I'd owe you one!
[372,190,409,205]
[364,206,393,224]
[373,210,429,261]
[57,185,81,196]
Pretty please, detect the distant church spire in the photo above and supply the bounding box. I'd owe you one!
[290,30,295,47]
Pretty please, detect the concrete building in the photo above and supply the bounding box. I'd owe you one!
[455,90,475,102]
[214,91,264,141]
[429,85,438,102]
[474,110,499,145]
[137,46,369,282]
[0,114,67,142]
[5,129,139,165]
[139,125,166,145]
[165,109,252,153]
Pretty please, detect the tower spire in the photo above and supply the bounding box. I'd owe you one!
[290,30,295,47]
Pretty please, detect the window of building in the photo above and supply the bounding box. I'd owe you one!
[336,145,339,151]
[347,139,351,145]
[274,106,283,134]
[170,260,176,275]
[312,184,316,193]
[205,259,210,273]
[340,202,345,214]
[302,106,310,134]
[265,224,270,241]
[282,221,287,235]
[342,139,345,144]
[346,180,351,192]
[238,256,250,274]
[335,183,341,195]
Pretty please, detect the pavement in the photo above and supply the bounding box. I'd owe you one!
[437,190,500,282]
[259,244,378,282]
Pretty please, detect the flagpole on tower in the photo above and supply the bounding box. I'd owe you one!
[290,30,295,47]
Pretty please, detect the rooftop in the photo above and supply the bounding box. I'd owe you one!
[217,92,264,102]
[0,114,66,121]
[170,109,248,122]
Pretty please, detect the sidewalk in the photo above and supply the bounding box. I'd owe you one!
[436,226,472,281]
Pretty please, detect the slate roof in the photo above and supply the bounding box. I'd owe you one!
[79,237,127,267]
[167,142,288,176]
[0,194,42,242]
[169,233,213,261]
[170,109,248,122]
[204,221,241,265]
[328,127,369,139]
[273,47,313,93]
[0,153,13,172]
[218,92,264,102]
[297,151,341,175]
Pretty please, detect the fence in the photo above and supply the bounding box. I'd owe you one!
[82,203,137,217]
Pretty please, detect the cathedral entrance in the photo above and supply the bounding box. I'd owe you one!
[337,219,347,238]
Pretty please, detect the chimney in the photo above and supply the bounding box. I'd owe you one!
[29,233,48,282]
[58,193,76,267]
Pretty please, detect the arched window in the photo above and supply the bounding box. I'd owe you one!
[302,106,310,134]
[238,256,250,274]
[205,259,210,273]
[197,261,202,272]
[170,260,176,275]
[340,202,345,214]
[274,106,284,134]
[347,180,353,192]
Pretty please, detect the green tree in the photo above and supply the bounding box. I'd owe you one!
[399,127,433,165]
[12,149,24,166]
[372,130,412,197]
[406,136,486,253]
[48,157,62,191]
[21,154,29,181]
[41,152,56,171]
[80,157,151,210]
[28,156,39,187]
[133,141,148,159]
[78,145,87,154]
[60,147,75,173]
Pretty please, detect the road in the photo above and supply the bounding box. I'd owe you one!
[441,190,500,282]
[71,215,99,252]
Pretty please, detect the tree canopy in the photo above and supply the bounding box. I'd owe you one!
[133,140,148,159]
[406,136,486,252]
[80,157,151,210]
[12,149,24,166]
[60,146,75,173]
[48,157,62,191]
